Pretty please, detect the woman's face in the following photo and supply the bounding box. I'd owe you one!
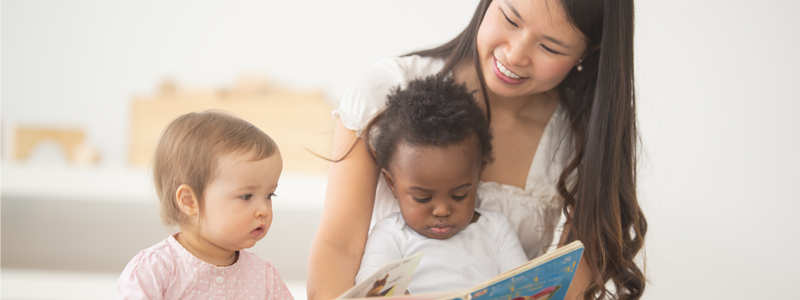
[476,0,588,100]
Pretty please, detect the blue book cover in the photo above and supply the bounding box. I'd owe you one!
[341,241,584,300]
[468,241,584,300]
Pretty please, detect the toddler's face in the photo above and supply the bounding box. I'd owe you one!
[384,139,482,240]
[198,150,282,252]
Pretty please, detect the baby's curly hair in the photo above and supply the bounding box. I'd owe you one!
[364,75,493,170]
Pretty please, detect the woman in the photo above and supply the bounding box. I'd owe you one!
[308,0,647,299]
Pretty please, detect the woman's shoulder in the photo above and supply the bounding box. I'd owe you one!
[348,55,444,94]
[474,208,515,232]
[334,55,445,135]
[391,55,446,79]
[369,55,445,79]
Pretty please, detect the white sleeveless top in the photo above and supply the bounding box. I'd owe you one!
[333,55,575,259]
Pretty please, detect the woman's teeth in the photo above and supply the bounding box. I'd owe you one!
[496,59,522,79]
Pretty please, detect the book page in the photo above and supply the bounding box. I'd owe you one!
[338,253,423,299]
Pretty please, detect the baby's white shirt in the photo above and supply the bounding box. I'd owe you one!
[356,208,528,294]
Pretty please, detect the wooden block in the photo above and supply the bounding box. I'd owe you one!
[129,77,334,173]
[14,127,91,163]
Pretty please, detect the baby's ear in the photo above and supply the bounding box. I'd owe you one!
[381,168,398,198]
[175,184,199,216]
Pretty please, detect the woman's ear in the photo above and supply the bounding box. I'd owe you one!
[581,44,601,61]
[381,168,398,198]
[175,184,199,216]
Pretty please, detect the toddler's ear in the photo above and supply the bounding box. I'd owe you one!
[381,168,398,198]
[175,184,199,216]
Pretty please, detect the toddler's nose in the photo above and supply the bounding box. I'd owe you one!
[432,203,451,217]
[255,200,270,218]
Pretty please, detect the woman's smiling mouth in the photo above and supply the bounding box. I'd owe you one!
[492,56,527,85]
[496,59,522,79]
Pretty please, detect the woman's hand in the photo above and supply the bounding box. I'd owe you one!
[307,117,380,300]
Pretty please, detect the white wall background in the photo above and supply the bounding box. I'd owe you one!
[3,0,800,299]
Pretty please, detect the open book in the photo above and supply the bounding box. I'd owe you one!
[338,241,584,300]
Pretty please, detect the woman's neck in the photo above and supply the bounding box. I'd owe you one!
[489,89,560,127]
[453,61,560,126]
[175,229,238,266]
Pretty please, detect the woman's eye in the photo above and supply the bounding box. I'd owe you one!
[452,194,468,201]
[502,11,519,28]
[541,44,561,55]
[240,194,253,200]
[413,196,432,203]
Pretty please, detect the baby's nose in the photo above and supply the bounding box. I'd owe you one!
[432,204,451,217]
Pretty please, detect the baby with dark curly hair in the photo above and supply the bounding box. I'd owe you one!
[355,75,528,294]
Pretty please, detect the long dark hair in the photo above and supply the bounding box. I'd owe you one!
[408,1,647,299]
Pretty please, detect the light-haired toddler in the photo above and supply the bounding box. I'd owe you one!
[115,110,293,300]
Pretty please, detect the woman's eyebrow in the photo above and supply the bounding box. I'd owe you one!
[504,0,575,50]
[543,35,573,49]
[505,0,525,23]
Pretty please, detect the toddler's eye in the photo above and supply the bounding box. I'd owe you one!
[413,196,432,203]
[452,194,468,201]
[240,194,253,200]
[267,193,276,200]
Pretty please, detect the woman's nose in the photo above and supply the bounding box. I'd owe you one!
[505,37,532,67]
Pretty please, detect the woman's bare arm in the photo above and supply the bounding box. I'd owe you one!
[307,117,380,300]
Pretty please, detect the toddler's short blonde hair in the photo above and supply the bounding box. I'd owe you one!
[152,110,278,227]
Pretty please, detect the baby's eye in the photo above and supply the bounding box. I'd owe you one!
[452,194,468,201]
[413,196,432,203]
[240,194,253,200]
[267,193,276,200]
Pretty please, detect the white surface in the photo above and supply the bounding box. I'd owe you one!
[0,269,307,300]
[1,0,478,166]
[633,1,800,299]
[0,162,327,210]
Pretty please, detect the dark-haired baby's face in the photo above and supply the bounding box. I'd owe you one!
[383,139,483,240]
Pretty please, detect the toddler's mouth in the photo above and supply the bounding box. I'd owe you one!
[250,225,265,237]
[429,223,454,236]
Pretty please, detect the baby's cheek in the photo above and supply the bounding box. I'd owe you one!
[404,215,427,232]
